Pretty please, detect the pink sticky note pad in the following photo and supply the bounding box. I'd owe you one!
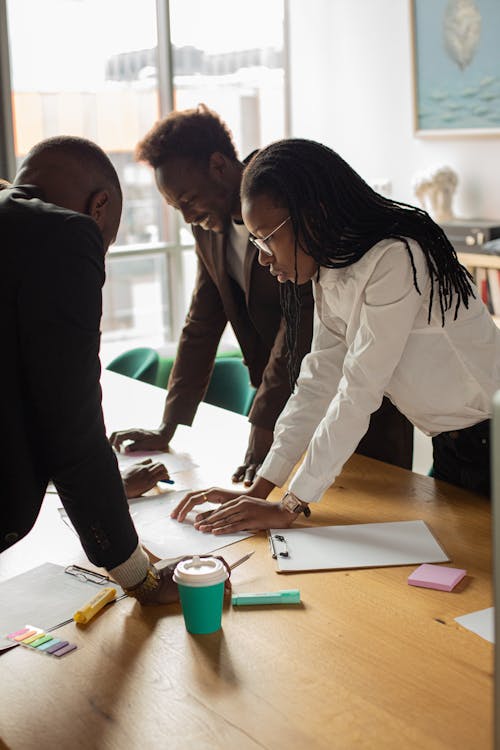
[408,563,466,592]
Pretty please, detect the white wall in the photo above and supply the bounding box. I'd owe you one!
[288,0,500,219]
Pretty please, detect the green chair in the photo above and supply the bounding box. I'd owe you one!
[155,355,175,390]
[106,347,159,386]
[155,351,256,416]
[204,357,256,416]
[155,350,243,390]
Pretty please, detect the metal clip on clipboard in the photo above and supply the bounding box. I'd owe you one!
[65,565,112,585]
[269,534,289,559]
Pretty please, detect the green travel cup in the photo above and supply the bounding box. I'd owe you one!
[173,555,228,634]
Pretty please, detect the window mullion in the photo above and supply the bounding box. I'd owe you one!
[0,0,16,180]
[156,0,186,341]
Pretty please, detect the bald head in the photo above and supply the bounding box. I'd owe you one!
[14,136,122,250]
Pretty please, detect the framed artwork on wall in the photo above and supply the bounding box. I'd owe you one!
[410,0,500,137]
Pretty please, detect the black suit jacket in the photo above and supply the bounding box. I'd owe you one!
[0,185,138,568]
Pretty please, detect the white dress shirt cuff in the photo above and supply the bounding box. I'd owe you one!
[258,450,297,489]
[289,467,334,505]
[108,543,150,589]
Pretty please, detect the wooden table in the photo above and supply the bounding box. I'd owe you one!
[0,373,493,750]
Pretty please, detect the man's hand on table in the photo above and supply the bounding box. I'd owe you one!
[109,422,177,453]
[127,562,180,605]
[122,458,170,498]
[231,424,274,486]
[127,556,232,605]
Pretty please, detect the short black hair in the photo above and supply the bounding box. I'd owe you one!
[26,135,122,199]
[136,104,238,169]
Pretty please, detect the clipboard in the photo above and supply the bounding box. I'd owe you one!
[0,562,124,652]
[269,520,449,573]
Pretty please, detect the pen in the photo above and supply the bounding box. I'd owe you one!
[158,479,175,485]
[229,550,255,570]
[73,586,117,624]
[232,589,301,606]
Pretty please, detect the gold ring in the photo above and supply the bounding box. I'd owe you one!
[202,493,208,502]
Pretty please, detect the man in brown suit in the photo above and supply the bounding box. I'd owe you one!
[110,106,413,483]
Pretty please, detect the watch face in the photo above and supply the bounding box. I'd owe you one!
[283,493,300,513]
[283,492,310,516]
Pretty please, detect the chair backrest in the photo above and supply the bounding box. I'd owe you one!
[155,356,175,390]
[204,357,256,416]
[106,347,159,385]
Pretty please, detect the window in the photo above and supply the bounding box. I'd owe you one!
[170,0,286,158]
[2,0,288,360]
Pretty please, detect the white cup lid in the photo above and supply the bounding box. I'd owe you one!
[173,556,228,587]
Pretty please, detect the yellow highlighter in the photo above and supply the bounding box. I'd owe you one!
[73,586,117,624]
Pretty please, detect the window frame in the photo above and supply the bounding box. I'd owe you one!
[0,0,290,343]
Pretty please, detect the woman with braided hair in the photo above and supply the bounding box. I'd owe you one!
[172,138,500,533]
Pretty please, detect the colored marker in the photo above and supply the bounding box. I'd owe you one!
[231,589,301,606]
[73,586,117,624]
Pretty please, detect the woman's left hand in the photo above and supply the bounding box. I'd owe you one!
[193,496,295,534]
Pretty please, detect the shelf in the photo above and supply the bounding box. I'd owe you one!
[458,252,500,270]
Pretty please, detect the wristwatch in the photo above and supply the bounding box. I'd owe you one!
[123,564,161,603]
[280,491,311,518]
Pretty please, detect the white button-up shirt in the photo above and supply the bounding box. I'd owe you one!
[259,238,500,503]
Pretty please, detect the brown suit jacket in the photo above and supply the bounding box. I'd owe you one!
[163,224,314,432]
[163,225,414,468]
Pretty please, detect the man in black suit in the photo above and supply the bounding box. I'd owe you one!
[0,136,178,604]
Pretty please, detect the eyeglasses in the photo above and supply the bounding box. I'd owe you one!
[249,216,291,256]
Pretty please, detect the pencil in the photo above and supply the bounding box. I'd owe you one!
[229,550,255,570]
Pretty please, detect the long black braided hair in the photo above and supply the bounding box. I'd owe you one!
[241,138,474,389]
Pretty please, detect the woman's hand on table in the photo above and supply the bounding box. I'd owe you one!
[194,497,296,534]
[172,489,295,533]
[170,486,244,523]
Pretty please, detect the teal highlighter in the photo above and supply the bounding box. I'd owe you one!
[231,589,300,606]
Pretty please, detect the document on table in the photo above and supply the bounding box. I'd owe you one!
[269,520,449,572]
[114,449,197,475]
[455,607,494,643]
[46,450,197,494]
[59,490,253,559]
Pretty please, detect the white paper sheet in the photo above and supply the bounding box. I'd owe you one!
[46,450,196,495]
[129,491,254,558]
[114,449,197,475]
[59,491,253,559]
[454,607,495,643]
[270,520,449,572]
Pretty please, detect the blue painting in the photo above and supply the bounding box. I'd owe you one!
[412,0,500,132]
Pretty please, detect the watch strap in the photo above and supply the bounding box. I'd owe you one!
[281,491,311,518]
[123,564,161,603]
